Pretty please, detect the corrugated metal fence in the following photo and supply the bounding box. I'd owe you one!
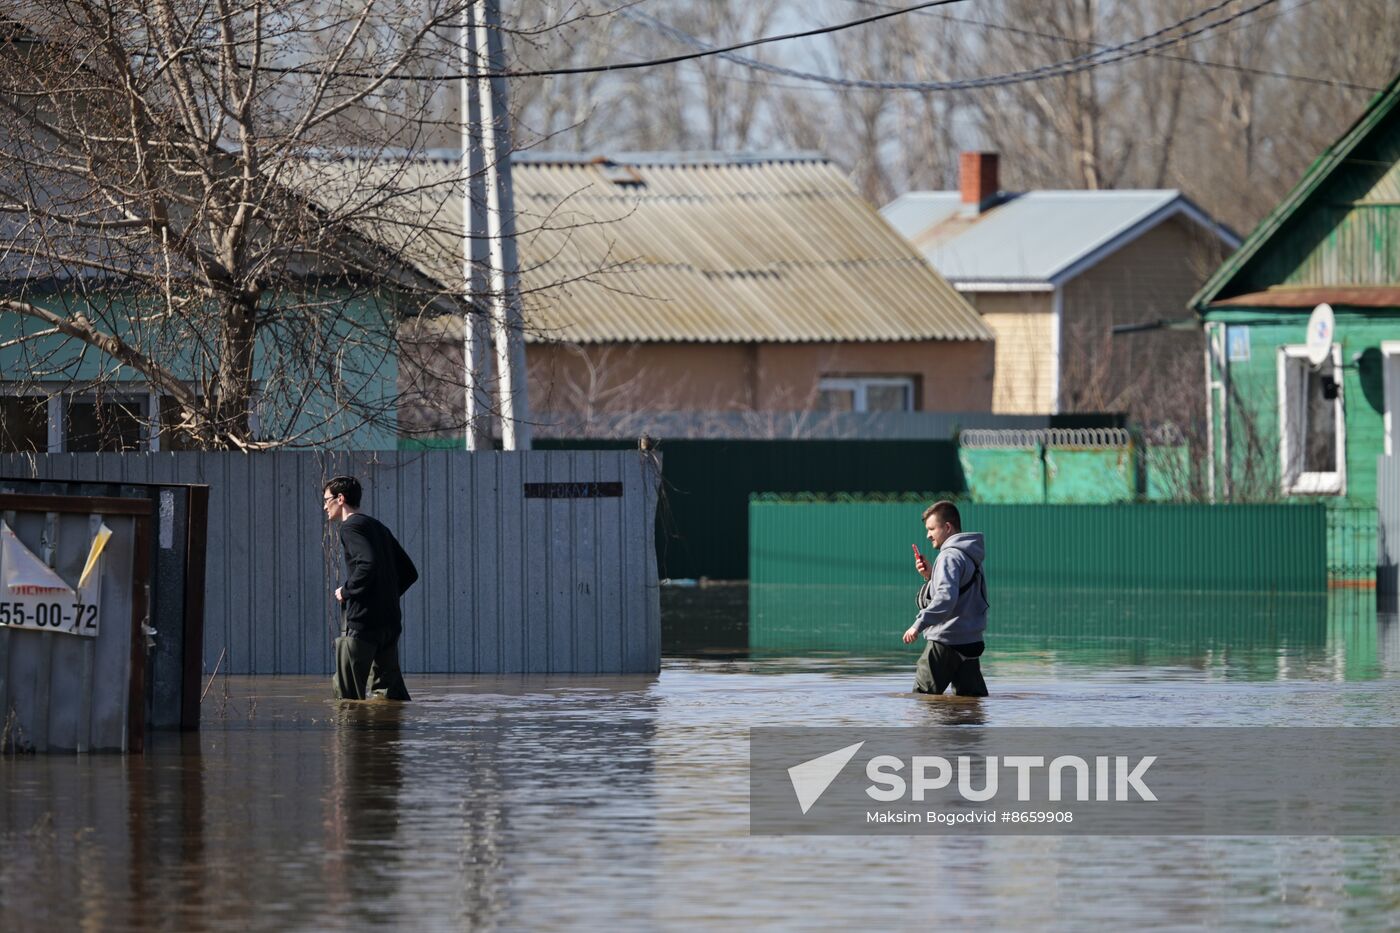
[750,499,1332,650]
[0,450,661,675]
[752,499,1329,591]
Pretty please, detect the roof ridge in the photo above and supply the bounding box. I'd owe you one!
[882,188,1225,283]
[513,150,831,167]
[896,188,1181,198]
[1192,67,1400,309]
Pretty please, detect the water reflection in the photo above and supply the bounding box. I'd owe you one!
[914,695,988,727]
[4,625,1400,928]
[745,584,1390,681]
[323,702,407,926]
[0,677,664,932]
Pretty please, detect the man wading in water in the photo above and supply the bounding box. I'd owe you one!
[903,500,989,696]
[323,475,418,701]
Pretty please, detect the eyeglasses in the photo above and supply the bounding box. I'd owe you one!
[323,494,337,504]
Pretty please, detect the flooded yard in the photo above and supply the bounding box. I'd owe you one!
[4,592,1400,930]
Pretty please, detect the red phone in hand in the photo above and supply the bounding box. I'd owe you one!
[912,543,923,561]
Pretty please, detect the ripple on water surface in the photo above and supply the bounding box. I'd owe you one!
[4,616,1400,931]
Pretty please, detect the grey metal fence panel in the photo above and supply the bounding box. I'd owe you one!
[0,450,660,675]
[1380,455,1400,606]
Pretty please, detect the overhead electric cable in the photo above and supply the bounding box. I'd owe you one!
[181,0,974,81]
[128,0,1351,94]
[625,0,1288,92]
[492,0,975,78]
[841,0,1379,93]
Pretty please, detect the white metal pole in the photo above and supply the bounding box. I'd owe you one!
[473,0,531,450]
[1204,321,1216,503]
[1220,325,1231,501]
[461,2,492,451]
[1050,286,1063,414]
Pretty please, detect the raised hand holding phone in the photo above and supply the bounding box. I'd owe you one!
[912,543,931,581]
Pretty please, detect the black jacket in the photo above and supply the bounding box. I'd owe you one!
[339,513,418,635]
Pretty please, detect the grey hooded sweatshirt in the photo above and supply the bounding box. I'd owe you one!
[914,532,988,645]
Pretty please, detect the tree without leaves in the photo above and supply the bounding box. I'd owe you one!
[506,0,1398,233]
[0,0,573,450]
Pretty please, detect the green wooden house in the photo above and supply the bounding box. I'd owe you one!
[1192,70,1400,516]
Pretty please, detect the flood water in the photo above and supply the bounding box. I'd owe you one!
[4,591,1400,931]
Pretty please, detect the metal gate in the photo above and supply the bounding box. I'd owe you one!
[0,493,152,753]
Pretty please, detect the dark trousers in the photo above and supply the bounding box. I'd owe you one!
[915,639,988,697]
[334,628,411,701]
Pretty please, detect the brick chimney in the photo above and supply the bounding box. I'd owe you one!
[959,151,999,215]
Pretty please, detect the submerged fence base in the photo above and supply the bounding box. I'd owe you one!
[1,451,661,675]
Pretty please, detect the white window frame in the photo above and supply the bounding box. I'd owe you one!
[1382,341,1400,457]
[816,375,916,413]
[1277,344,1345,496]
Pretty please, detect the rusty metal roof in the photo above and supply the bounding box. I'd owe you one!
[1208,286,1400,309]
[295,153,991,344]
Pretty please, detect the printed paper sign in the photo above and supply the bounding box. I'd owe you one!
[0,520,106,637]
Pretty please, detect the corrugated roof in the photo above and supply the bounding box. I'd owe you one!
[881,189,1235,285]
[291,154,991,344]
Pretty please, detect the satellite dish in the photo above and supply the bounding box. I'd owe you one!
[1305,303,1334,368]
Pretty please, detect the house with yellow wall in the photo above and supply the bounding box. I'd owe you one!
[883,153,1239,426]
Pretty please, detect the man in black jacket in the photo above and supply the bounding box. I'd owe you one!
[323,475,418,700]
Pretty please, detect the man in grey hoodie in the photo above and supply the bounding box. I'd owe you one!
[902,500,989,696]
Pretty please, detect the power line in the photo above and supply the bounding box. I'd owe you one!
[126,0,1374,95]
[841,0,1379,93]
[495,0,976,78]
[189,0,974,82]
[625,0,1288,92]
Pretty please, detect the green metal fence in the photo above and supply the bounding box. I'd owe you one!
[749,498,1338,652]
[957,430,1139,504]
[751,499,1329,590]
[1327,505,1378,586]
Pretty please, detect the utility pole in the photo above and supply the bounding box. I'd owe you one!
[460,1,492,451]
[467,0,531,450]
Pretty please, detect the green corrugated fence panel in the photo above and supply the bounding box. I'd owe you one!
[750,500,1332,652]
[958,448,1044,503]
[1044,449,1134,503]
[750,500,1329,591]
